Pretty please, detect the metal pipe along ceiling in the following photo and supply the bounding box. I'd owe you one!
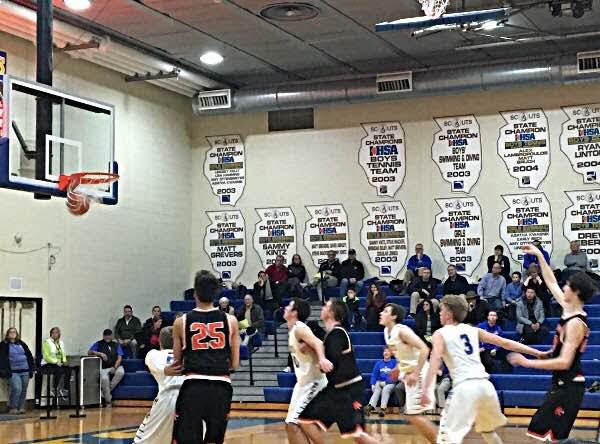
[193,55,600,115]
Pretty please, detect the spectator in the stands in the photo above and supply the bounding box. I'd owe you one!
[339,248,366,298]
[504,271,522,320]
[516,288,548,345]
[464,291,490,325]
[477,262,506,312]
[0,327,34,414]
[287,254,307,299]
[114,305,141,359]
[414,300,441,347]
[41,327,70,404]
[218,296,235,315]
[487,245,511,282]
[365,282,387,331]
[139,307,164,358]
[266,255,289,306]
[409,267,438,315]
[342,288,363,330]
[237,294,265,336]
[88,329,125,406]
[312,250,342,302]
[253,271,274,310]
[365,346,397,417]
[478,311,504,372]
[523,238,550,270]
[562,240,588,282]
[407,243,432,274]
[443,264,470,296]
[523,263,551,315]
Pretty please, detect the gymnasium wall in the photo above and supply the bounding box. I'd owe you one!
[190,81,600,285]
[0,32,193,360]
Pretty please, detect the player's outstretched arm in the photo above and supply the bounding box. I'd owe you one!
[521,244,564,306]
[294,325,333,373]
[508,320,584,371]
[228,314,240,371]
[398,326,430,386]
[422,332,444,405]
[478,328,545,358]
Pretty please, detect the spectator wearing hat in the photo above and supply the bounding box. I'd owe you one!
[464,291,490,325]
[487,245,511,282]
[523,239,550,270]
[88,329,125,406]
[339,248,366,298]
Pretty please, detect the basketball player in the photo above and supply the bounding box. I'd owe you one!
[171,270,240,444]
[379,303,437,442]
[507,244,597,442]
[298,298,379,444]
[420,295,544,444]
[134,326,184,443]
[283,298,333,444]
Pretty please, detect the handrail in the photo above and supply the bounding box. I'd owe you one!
[245,329,260,386]
[272,307,283,358]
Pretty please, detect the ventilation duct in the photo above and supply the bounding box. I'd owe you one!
[376,72,413,94]
[578,51,600,73]
[193,54,600,115]
[194,89,231,111]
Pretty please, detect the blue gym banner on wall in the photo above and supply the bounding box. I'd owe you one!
[0,50,6,137]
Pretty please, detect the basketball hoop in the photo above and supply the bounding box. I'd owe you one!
[58,172,119,216]
[419,0,450,18]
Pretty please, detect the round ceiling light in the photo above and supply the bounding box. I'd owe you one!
[200,51,224,65]
[64,0,91,11]
[259,2,320,22]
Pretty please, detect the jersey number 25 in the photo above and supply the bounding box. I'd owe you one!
[190,322,226,350]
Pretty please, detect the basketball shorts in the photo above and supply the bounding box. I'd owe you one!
[403,361,436,415]
[285,378,328,424]
[134,387,179,443]
[299,381,369,439]
[172,379,233,444]
[437,378,507,444]
[527,381,585,442]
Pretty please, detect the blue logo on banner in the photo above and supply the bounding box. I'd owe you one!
[221,156,234,163]
[381,266,392,275]
[222,271,232,280]
[455,263,466,272]
[587,171,597,182]
[453,180,464,190]
[379,185,388,194]
[221,195,231,203]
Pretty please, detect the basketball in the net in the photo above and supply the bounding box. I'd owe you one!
[66,190,90,216]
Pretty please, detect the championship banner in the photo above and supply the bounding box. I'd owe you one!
[203,135,245,206]
[204,210,246,281]
[431,115,481,193]
[304,204,349,267]
[432,197,483,276]
[500,193,553,263]
[560,104,600,184]
[497,109,550,189]
[253,207,297,268]
[563,190,600,270]
[360,201,408,278]
[359,121,406,197]
[0,50,6,137]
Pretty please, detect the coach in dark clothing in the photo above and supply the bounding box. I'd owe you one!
[487,245,511,282]
[464,291,490,325]
[408,268,438,315]
[339,249,366,298]
[443,264,470,296]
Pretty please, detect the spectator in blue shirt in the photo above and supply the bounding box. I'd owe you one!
[407,243,432,274]
[523,239,550,270]
[477,262,506,311]
[88,329,125,406]
[504,271,522,320]
[365,346,397,417]
[478,311,504,371]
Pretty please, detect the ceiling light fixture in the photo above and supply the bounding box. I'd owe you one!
[64,0,91,11]
[480,20,499,30]
[259,3,320,22]
[200,51,224,65]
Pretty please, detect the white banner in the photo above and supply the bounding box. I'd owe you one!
[432,197,483,276]
[360,201,408,278]
[500,193,553,263]
[304,204,349,267]
[560,104,600,184]
[563,190,600,270]
[253,207,297,268]
[432,115,481,193]
[359,121,406,197]
[497,109,550,189]
[204,210,246,281]
[203,135,246,206]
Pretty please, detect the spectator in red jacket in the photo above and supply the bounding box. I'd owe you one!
[266,255,289,306]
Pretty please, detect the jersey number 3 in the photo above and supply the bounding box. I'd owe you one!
[460,334,473,355]
[190,322,226,350]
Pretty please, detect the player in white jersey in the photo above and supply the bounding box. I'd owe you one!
[420,295,544,444]
[283,298,333,444]
[134,326,185,443]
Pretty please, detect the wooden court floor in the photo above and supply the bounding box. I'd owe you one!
[0,407,597,443]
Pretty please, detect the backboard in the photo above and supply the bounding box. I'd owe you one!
[0,76,118,204]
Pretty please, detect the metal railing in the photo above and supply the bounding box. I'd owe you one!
[272,307,283,359]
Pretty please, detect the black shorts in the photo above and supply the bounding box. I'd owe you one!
[172,378,233,444]
[527,381,585,442]
[299,381,367,438]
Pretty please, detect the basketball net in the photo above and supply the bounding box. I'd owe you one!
[58,172,119,216]
[419,0,450,18]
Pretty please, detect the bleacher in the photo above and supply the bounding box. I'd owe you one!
[113,283,600,411]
